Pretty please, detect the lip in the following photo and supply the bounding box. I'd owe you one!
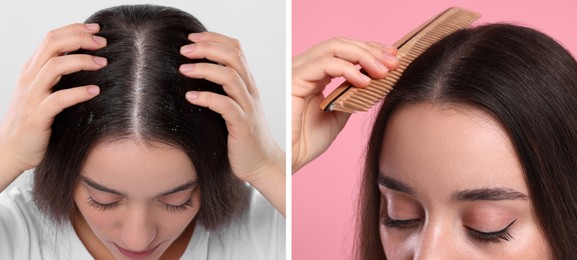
[115,243,159,259]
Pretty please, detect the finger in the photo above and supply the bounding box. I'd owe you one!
[21,23,100,72]
[342,40,399,68]
[31,55,107,94]
[341,39,397,57]
[39,85,100,119]
[324,38,398,74]
[294,38,396,78]
[179,63,252,112]
[48,23,101,39]
[185,91,247,131]
[182,32,258,96]
[180,41,257,96]
[293,37,398,72]
[294,37,396,69]
[366,41,398,56]
[336,37,393,61]
[180,41,245,73]
[187,31,241,50]
[292,56,376,97]
[25,23,106,78]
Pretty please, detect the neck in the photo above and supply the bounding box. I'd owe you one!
[161,219,196,259]
[71,209,115,259]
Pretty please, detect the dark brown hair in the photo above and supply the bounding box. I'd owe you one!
[33,4,249,230]
[358,24,577,259]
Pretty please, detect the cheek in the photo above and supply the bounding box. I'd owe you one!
[186,188,202,218]
[161,189,202,236]
[73,189,114,238]
[380,216,414,259]
[151,188,202,243]
[379,197,411,259]
[505,217,552,259]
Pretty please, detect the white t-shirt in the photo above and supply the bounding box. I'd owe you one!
[0,185,285,259]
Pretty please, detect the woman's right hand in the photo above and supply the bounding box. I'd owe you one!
[292,37,399,173]
[0,23,107,190]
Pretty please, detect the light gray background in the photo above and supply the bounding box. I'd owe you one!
[0,0,285,191]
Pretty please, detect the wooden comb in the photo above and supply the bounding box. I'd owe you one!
[319,7,481,113]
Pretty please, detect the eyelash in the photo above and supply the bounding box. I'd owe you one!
[382,216,516,244]
[466,220,516,244]
[86,196,193,213]
[383,216,420,229]
[86,197,118,211]
[163,199,193,213]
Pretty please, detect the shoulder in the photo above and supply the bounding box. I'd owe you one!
[185,186,286,260]
[241,187,286,236]
[0,186,92,259]
[0,186,45,233]
[0,186,45,259]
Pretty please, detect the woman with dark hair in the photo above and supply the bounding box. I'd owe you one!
[293,24,577,258]
[0,4,285,259]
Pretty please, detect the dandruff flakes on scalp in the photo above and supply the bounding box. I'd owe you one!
[161,99,176,113]
[87,111,94,125]
[130,28,147,139]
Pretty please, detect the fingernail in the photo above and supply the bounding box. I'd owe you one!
[385,53,399,64]
[93,35,107,45]
[180,64,194,73]
[188,33,202,40]
[359,73,371,82]
[93,56,107,66]
[180,44,195,54]
[87,86,100,95]
[383,45,397,52]
[186,91,199,100]
[376,60,389,73]
[85,23,99,31]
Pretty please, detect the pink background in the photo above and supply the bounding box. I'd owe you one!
[292,0,577,259]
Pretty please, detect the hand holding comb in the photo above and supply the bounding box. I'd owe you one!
[319,7,481,113]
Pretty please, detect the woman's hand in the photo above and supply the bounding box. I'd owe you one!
[179,32,285,215]
[0,23,107,191]
[292,37,399,172]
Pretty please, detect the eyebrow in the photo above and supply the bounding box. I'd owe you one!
[158,181,197,196]
[453,188,529,201]
[80,176,197,197]
[377,174,415,196]
[377,173,529,201]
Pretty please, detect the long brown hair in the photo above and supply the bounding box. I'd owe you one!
[357,24,577,259]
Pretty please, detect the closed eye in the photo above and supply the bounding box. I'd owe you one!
[86,196,118,211]
[382,216,421,229]
[163,199,193,213]
[466,219,516,244]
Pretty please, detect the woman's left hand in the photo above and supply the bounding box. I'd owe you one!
[179,32,285,216]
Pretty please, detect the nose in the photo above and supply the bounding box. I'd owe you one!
[120,205,157,251]
[413,221,453,260]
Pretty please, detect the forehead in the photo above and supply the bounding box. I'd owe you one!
[379,102,527,197]
[81,139,197,193]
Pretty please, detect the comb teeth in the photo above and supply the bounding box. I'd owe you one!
[321,7,481,113]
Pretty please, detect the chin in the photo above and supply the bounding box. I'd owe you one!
[107,242,167,260]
